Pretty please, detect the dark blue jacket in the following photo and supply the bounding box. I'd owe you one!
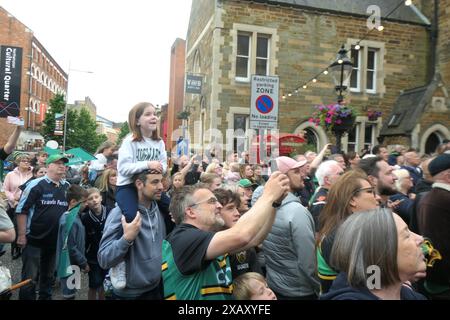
[320,272,426,300]
[401,165,423,192]
[16,176,70,248]
[389,193,414,225]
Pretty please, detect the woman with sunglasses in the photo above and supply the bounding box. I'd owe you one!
[316,169,379,294]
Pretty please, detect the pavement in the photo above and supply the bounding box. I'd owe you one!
[0,244,89,300]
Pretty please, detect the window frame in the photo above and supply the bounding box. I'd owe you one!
[347,40,383,95]
[350,47,361,92]
[235,29,273,83]
[366,48,378,94]
[233,113,250,152]
[363,123,377,151]
[347,123,360,152]
[236,33,252,82]
[255,35,270,76]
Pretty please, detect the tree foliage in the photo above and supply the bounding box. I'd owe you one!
[116,121,130,146]
[69,108,107,153]
[42,94,107,152]
[41,93,76,148]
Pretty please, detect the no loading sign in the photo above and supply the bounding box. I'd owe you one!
[255,95,274,114]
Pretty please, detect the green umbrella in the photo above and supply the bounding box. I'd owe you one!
[65,148,97,165]
[44,147,60,156]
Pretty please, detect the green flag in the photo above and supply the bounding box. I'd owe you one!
[56,204,81,278]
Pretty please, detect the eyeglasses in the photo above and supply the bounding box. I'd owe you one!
[354,187,376,196]
[189,197,219,207]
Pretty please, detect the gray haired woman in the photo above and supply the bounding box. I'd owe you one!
[320,208,427,300]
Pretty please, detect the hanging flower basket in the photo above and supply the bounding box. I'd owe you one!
[332,115,356,133]
[367,109,382,121]
[309,104,357,133]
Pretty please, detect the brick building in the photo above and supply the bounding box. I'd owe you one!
[69,96,97,120]
[380,0,450,153]
[0,6,67,149]
[166,38,186,153]
[96,114,119,144]
[184,0,450,158]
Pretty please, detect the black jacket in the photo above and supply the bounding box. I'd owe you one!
[81,206,109,264]
[100,188,116,212]
[320,273,426,300]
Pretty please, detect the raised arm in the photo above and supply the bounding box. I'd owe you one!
[205,172,289,260]
[310,143,331,173]
[4,125,22,154]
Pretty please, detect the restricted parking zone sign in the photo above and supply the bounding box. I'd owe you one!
[250,75,279,130]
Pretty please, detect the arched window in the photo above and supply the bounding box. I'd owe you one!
[294,122,327,152]
[425,132,442,155]
[303,127,319,151]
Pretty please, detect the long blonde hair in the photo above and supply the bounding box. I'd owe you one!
[98,169,117,193]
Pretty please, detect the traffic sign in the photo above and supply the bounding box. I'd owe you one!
[256,95,274,114]
[250,75,279,130]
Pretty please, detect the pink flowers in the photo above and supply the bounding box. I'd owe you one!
[310,104,357,132]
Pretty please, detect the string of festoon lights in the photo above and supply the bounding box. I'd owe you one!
[282,0,413,100]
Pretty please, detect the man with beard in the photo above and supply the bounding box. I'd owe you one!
[161,172,289,300]
[98,169,166,300]
[358,156,399,208]
[263,156,319,300]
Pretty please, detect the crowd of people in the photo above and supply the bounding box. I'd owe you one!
[1,104,450,300]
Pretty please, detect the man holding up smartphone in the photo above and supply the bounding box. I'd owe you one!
[264,156,320,299]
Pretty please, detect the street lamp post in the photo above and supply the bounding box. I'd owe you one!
[329,45,353,152]
[329,45,353,104]
[63,67,93,152]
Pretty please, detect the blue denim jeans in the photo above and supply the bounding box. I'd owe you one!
[19,244,56,300]
[116,184,138,223]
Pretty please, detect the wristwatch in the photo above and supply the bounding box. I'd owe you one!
[272,201,282,208]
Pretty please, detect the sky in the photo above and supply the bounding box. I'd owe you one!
[1,0,192,123]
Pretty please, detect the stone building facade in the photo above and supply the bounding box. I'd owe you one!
[380,0,450,153]
[0,6,67,148]
[184,0,450,158]
[69,96,97,120]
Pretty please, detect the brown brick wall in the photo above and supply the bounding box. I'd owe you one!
[384,136,410,147]
[438,0,450,85]
[420,110,450,132]
[185,0,450,153]
[167,39,185,151]
[186,18,215,144]
[0,6,67,147]
[0,7,32,146]
[186,0,215,54]
[219,1,429,132]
